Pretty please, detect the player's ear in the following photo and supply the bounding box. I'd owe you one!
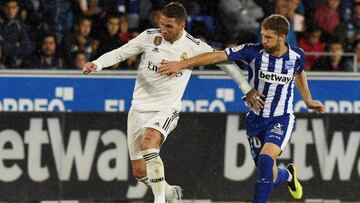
[279,34,286,42]
[179,20,185,29]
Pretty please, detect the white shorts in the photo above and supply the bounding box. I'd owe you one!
[127,107,180,160]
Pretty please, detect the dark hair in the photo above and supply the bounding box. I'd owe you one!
[326,37,343,50]
[353,38,360,51]
[306,24,322,34]
[75,16,92,25]
[42,33,57,44]
[4,0,18,5]
[73,50,87,58]
[353,2,360,10]
[105,13,120,21]
[38,32,57,53]
[262,14,290,36]
[162,2,187,22]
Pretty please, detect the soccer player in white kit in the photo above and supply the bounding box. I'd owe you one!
[82,2,263,203]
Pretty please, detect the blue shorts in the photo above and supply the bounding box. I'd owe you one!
[246,111,295,163]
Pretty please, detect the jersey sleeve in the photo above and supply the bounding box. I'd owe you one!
[197,40,215,53]
[93,30,146,70]
[195,41,252,94]
[295,48,305,74]
[224,44,252,63]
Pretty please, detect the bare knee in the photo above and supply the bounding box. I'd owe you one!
[132,169,145,179]
[132,160,146,179]
[140,128,163,150]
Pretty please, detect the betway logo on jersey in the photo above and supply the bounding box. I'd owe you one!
[259,70,293,85]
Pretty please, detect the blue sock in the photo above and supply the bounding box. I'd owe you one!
[252,154,274,203]
[273,167,289,187]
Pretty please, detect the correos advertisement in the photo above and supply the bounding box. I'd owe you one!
[0,74,359,113]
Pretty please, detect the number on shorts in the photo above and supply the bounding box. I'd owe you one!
[247,136,262,149]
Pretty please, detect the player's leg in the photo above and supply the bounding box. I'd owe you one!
[130,159,182,202]
[273,164,291,187]
[140,128,166,203]
[252,142,281,203]
[127,109,180,202]
[127,108,150,182]
[246,112,274,203]
[265,114,302,199]
[140,110,181,203]
[131,159,149,185]
[140,128,182,203]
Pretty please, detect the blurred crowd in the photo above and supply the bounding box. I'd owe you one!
[0,0,359,72]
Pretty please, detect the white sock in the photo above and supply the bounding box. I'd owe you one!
[138,176,173,200]
[287,169,293,182]
[141,149,166,203]
[165,183,175,200]
[137,176,150,187]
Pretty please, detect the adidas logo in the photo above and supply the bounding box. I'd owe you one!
[152,47,159,53]
[154,122,160,126]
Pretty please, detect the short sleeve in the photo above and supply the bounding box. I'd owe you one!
[295,49,305,74]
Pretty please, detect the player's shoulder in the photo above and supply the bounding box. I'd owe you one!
[289,45,305,58]
[145,28,161,35]
[184,32,201,45]
[138,28,162,44]
[246,43,263,51]
[230,43,262,53]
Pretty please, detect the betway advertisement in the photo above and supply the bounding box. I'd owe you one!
[0,112,359,201]
[0,74,359,113]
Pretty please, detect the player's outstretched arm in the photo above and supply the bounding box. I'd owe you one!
[82,62,98,75]
[295,71,325,113]
[217,63,265,109]
[159,51,228,77]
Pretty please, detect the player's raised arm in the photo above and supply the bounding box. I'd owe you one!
[82,30,147,75]
[159,51,228,76]
[295,70,325,113]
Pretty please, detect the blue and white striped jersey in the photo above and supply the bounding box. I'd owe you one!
[225,43,305,117]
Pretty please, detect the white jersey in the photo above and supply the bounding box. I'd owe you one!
[93,28,214,112]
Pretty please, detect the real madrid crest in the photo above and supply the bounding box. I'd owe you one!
[154,36,162,46]
[180,52,188,61]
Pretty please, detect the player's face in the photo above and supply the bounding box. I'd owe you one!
[261,28,284,54]
[159,15,185,43]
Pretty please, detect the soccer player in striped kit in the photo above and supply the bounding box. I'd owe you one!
[82,2,263,203]
[159,14,326,203]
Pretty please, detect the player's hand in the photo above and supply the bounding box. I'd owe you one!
[245,88,265,111]
[306,100,326,114]
[82,62,97,75]
[159,61,182,77]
